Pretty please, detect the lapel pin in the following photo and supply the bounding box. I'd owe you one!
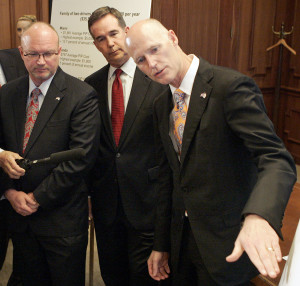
[200,93,206,99]
[55,97,61,101]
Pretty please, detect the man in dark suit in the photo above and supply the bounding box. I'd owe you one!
[0,22,100,286]
[0,47,28,286]
[0,48,28,85]
[85,7,167,286]
[125,19,297,285]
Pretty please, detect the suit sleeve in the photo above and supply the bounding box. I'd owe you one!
[223,75,296,238]
[33,89,100,209]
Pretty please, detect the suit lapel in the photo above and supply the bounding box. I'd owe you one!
[118,68,149,147]
[23,69,66,156]
[180,61,213,166]
[97,66,116,147]
[12,78,28,154]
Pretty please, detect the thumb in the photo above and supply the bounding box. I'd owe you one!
[147,257,154,276]
[226,240,244,263]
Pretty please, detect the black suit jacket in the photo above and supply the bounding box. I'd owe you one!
[0,48,27,82]
[0,48,27,190]
[0,67,100,237]
[85,65,167,230]
[153,58,296,285]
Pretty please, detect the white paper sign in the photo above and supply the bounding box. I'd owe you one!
[51,0,151,80]
[279,219,300,286]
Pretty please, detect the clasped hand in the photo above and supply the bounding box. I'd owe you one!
[5,189,39,216]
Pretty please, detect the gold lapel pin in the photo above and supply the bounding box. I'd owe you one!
[200,93,206,99]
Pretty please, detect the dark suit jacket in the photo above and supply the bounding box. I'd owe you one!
[0,48,27,82]
[85,65,167,230]
[153,58,296,285]
[0,67,100,237]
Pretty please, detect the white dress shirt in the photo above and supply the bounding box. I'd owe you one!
[0,63,7,86]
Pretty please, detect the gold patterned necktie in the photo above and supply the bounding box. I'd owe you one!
[23,88,40,153]
[172,89,187,155]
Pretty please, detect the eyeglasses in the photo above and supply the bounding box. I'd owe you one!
[23,52,59,60]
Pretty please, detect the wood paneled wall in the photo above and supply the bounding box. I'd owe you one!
[1,0,300,162]
[152,0,300,163]
[0,0,49,49]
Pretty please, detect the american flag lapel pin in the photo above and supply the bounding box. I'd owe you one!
[200,92,206,99]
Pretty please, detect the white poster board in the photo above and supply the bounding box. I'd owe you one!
[279,219,300,286]
[51,0,152,80]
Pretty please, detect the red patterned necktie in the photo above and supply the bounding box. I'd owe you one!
[172,89,187,155]
[111,69,124,146]
[23,87,40,153]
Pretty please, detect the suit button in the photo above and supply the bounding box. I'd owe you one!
[116,153,121,158]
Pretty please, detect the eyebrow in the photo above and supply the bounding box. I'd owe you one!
[95,29,119,41]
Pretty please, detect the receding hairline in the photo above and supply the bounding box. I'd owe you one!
[21,22,60,47]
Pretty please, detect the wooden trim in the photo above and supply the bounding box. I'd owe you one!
[9,0,16,48]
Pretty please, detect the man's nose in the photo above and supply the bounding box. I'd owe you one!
[37,54,46,64]
[107,37,114,48]
[146,55,156,69]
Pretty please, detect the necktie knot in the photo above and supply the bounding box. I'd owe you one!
[31,88,41,103]
[115,68,122,78]
[174,89,185,106]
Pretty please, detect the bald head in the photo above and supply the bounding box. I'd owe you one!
[125,19,190,87]
[19,22,61,86]
[126,19,169,51]
[21,22,59,50]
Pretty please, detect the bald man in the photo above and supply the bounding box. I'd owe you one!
[0,22,100,286]
[125,19,296,285]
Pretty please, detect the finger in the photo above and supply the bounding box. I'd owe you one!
[25,196,38,206]
[262,247,280,278]
[147,259,154,276]
[4,164,24,178]
[152,260,159,277]
[260,251,277,278]
[27,203,39,209]
[158,266,169,279]
[165,263,170,274]
[20,203,37,214]
[226,240,244,262]
[273,242,282,262]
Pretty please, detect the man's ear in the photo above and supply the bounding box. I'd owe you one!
[168,30,178,46]
[18,46,24,60]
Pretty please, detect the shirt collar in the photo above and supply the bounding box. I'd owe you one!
[29,74,55,96]
[108,57,136,79]
[170,55,200,96]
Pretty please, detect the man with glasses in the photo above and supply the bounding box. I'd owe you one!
[0,22,100,286]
